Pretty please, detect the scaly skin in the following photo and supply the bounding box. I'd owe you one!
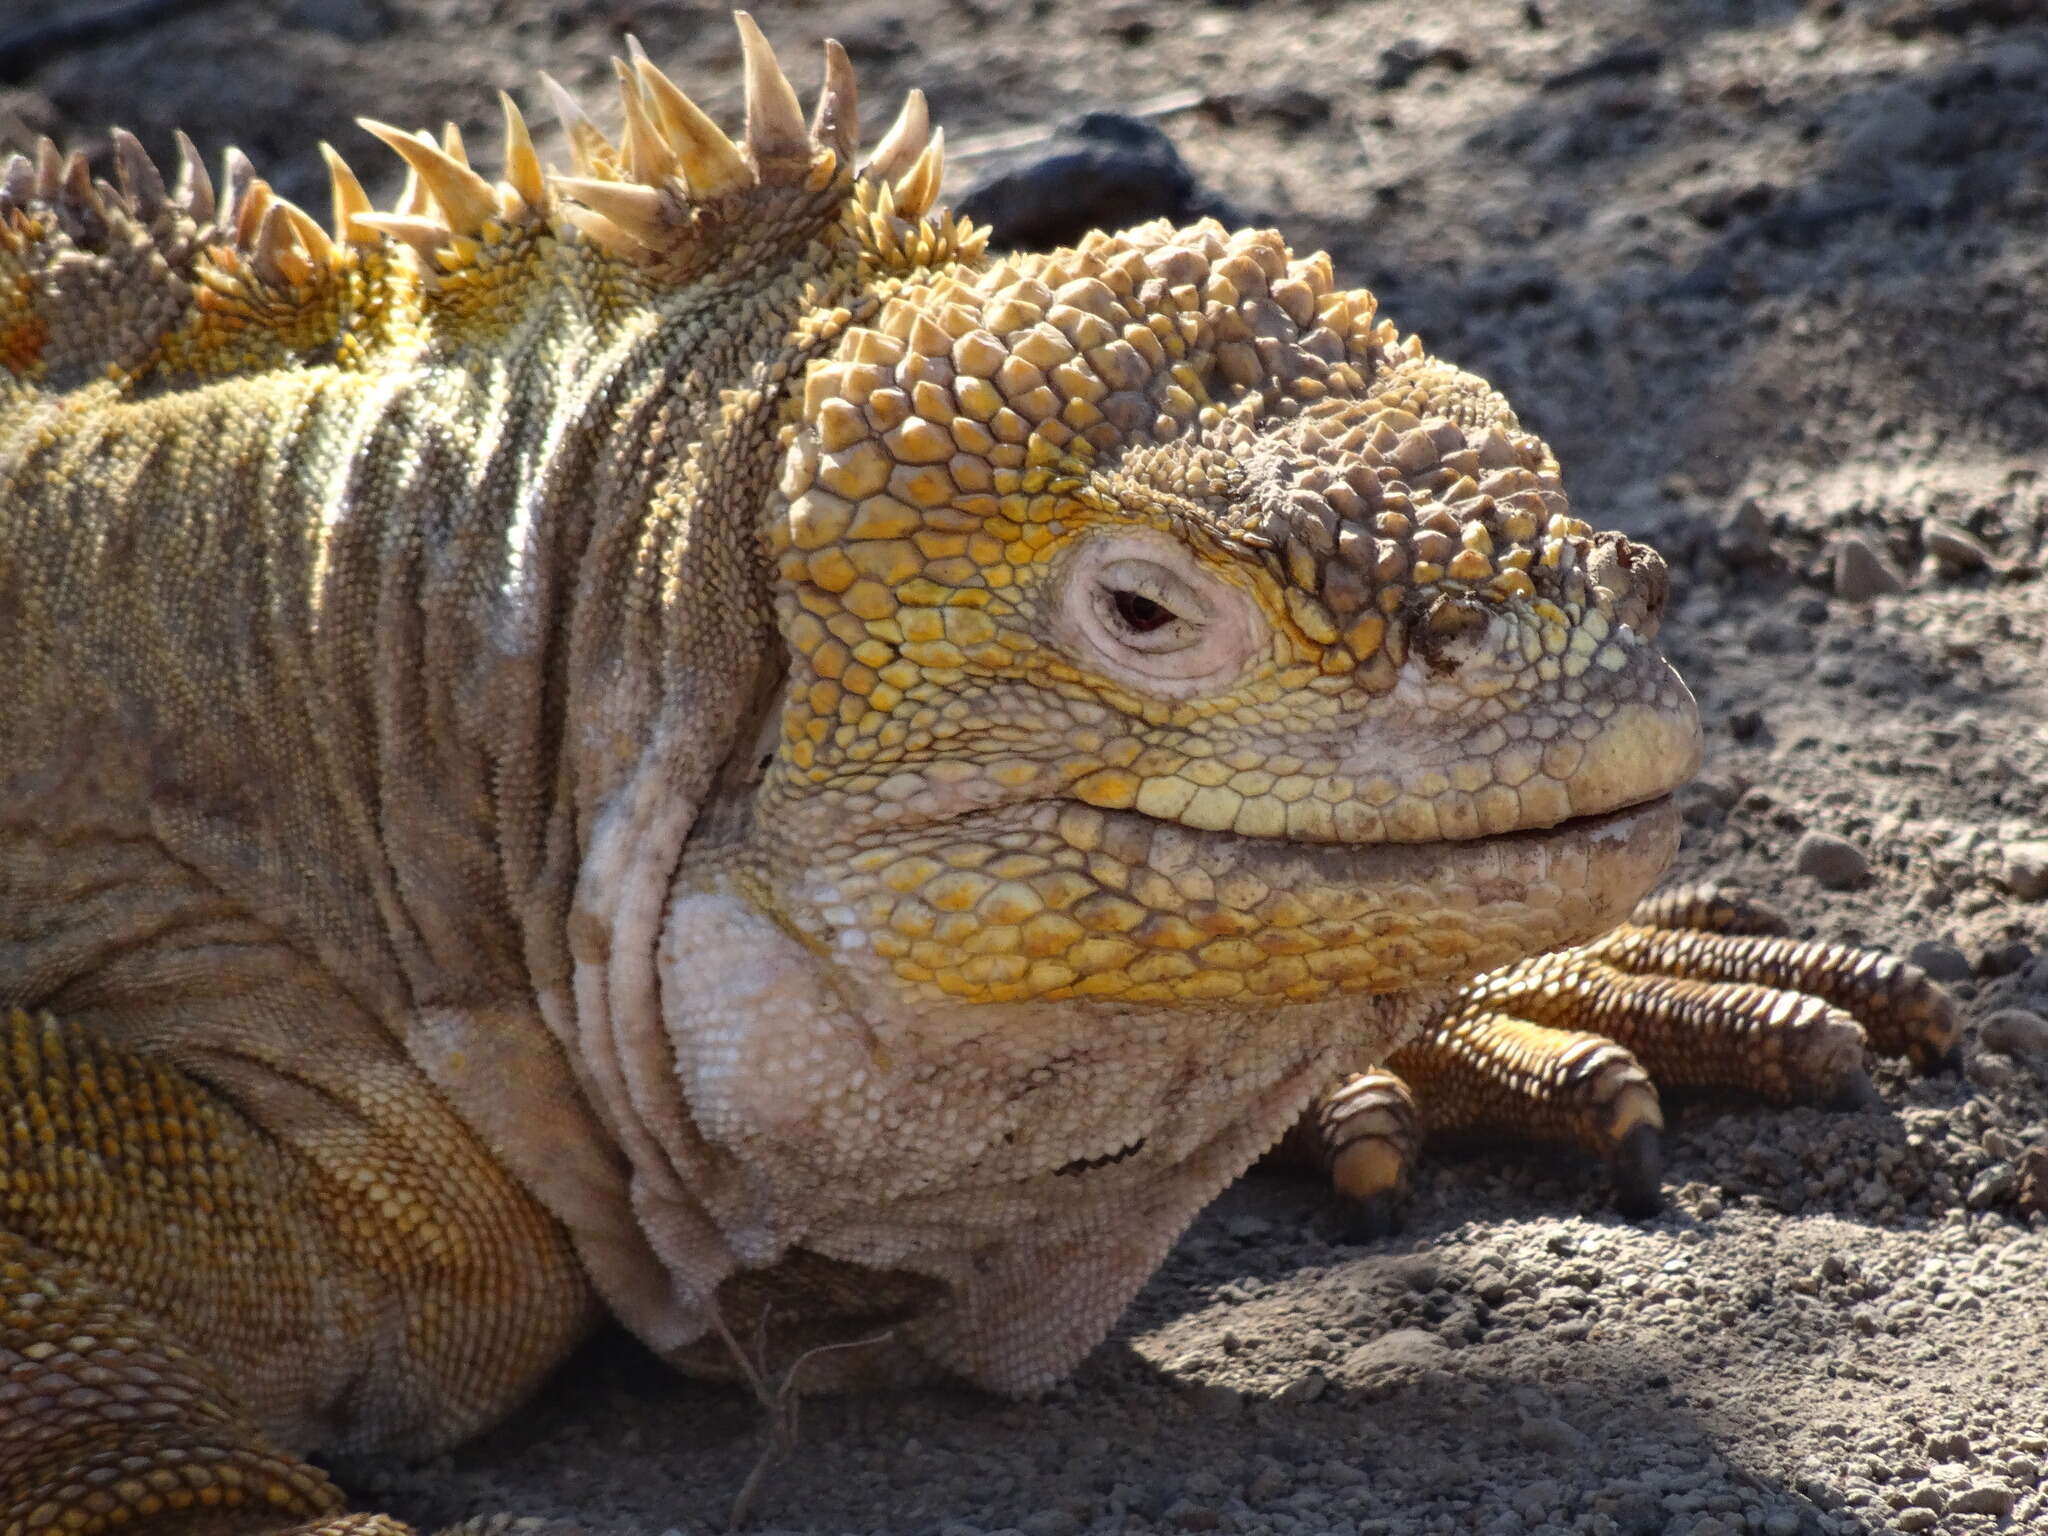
[0,15,1953,1533]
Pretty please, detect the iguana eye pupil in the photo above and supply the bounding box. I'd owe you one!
[1110,589,1175,634]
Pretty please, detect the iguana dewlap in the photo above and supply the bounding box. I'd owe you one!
[0,14,1955,1529]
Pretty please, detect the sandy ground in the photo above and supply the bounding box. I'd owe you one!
[8,1,2047,1532]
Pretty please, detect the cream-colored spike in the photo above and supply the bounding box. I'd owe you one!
[220,147,256,227]
[551,176,669,248]
[734,12,808,164]
[894,127,944,219]
[171,131,213,222]
[251,203,307,285]
[232,178,274,248]
[629,50,751,199]
[539,73,614,177]
[351,212,455,262]
[612,56,678,187]
[498,93,546,212]
[864,89,929,186]
[358,120,500,237]
[276,198,335,268]
[440,121,468,165]
[251,200,330,286]
[555,205,652,260]
[319,144,372,244]
[111,130,167,218]
[32,139,62,202]
[811,38,859,163]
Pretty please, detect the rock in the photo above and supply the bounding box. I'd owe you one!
[957,113,1239,252]
[2000,840,2048,901]
[1832,533,1905,599]
[1967,1163,2015,1209]
[1747,618,1813,655]
[1793,831,1869,889]
[1716,499,1776,566]
[1950,1483,2015,1517]
[1979,940,2035,977]
[2019,1143,2048,1215]
[1981,1009,2048,1059]
[1343,1327,1448,1379]
[1928,1430,1972,1461]
[1511,1479,1562,1521]
[1518,1414,1589,1454]
[1906,939,1972,982]
[1923,518,1992,572]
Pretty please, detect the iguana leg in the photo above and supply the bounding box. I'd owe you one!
[1298,884,1959,1227]
[0,1008,591,1536]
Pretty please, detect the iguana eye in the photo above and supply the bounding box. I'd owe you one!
[1093,558,1205,654]
[1057,534,1263,695]
[1110,588,1175,634]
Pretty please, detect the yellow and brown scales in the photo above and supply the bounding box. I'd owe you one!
[0,14,1957,1536]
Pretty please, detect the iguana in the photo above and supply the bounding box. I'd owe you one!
[0,14,1958,1533]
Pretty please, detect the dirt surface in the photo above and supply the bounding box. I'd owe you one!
[10,1,2048,1533]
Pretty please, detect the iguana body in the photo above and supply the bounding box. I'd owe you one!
[0,17,1954,1531]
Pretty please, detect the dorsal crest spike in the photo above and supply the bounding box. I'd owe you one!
[275,198,335,269]
[556,203,652,260]
[33,139,62,201]
[812,38,859,163]
[734,11,808,165]
[232,178,274,248]
[864,89,928,186]
[539,72,614,177]
[894,127,944,219]
[630,52,750,199]
[498,92,546,212]
[251,200,326,286]
[551,175,670,249]
[219,147,256,228]
[358,118,500,238]
[171,130,213,222]
[111,130,168,219]
[350,212,450,263]
[611,57,678,187]
[319,144,372,243]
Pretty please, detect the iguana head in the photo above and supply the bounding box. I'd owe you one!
[755,221,1698,1016]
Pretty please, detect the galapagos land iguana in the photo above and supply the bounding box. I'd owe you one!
[0,15,1958,1532]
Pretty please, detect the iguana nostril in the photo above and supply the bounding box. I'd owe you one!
[1589,530,1670,640]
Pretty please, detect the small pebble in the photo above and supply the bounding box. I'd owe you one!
[1950,1483,2015,1517]
[1832,533,1905,599]
[1981,1009,2048,1059]
[1906,939,1971,982]
[2001,840,2048,901]
[1793,830,1869,889]
[1923,518,1992,571]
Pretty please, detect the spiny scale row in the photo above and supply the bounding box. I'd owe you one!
[0,10,945,282]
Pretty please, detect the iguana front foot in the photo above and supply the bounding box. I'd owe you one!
[1297,884,1960,1228]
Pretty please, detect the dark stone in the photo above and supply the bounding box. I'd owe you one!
[1543,40,1664,92]
[958,112,1242,252]
[1792,831,1870,890]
